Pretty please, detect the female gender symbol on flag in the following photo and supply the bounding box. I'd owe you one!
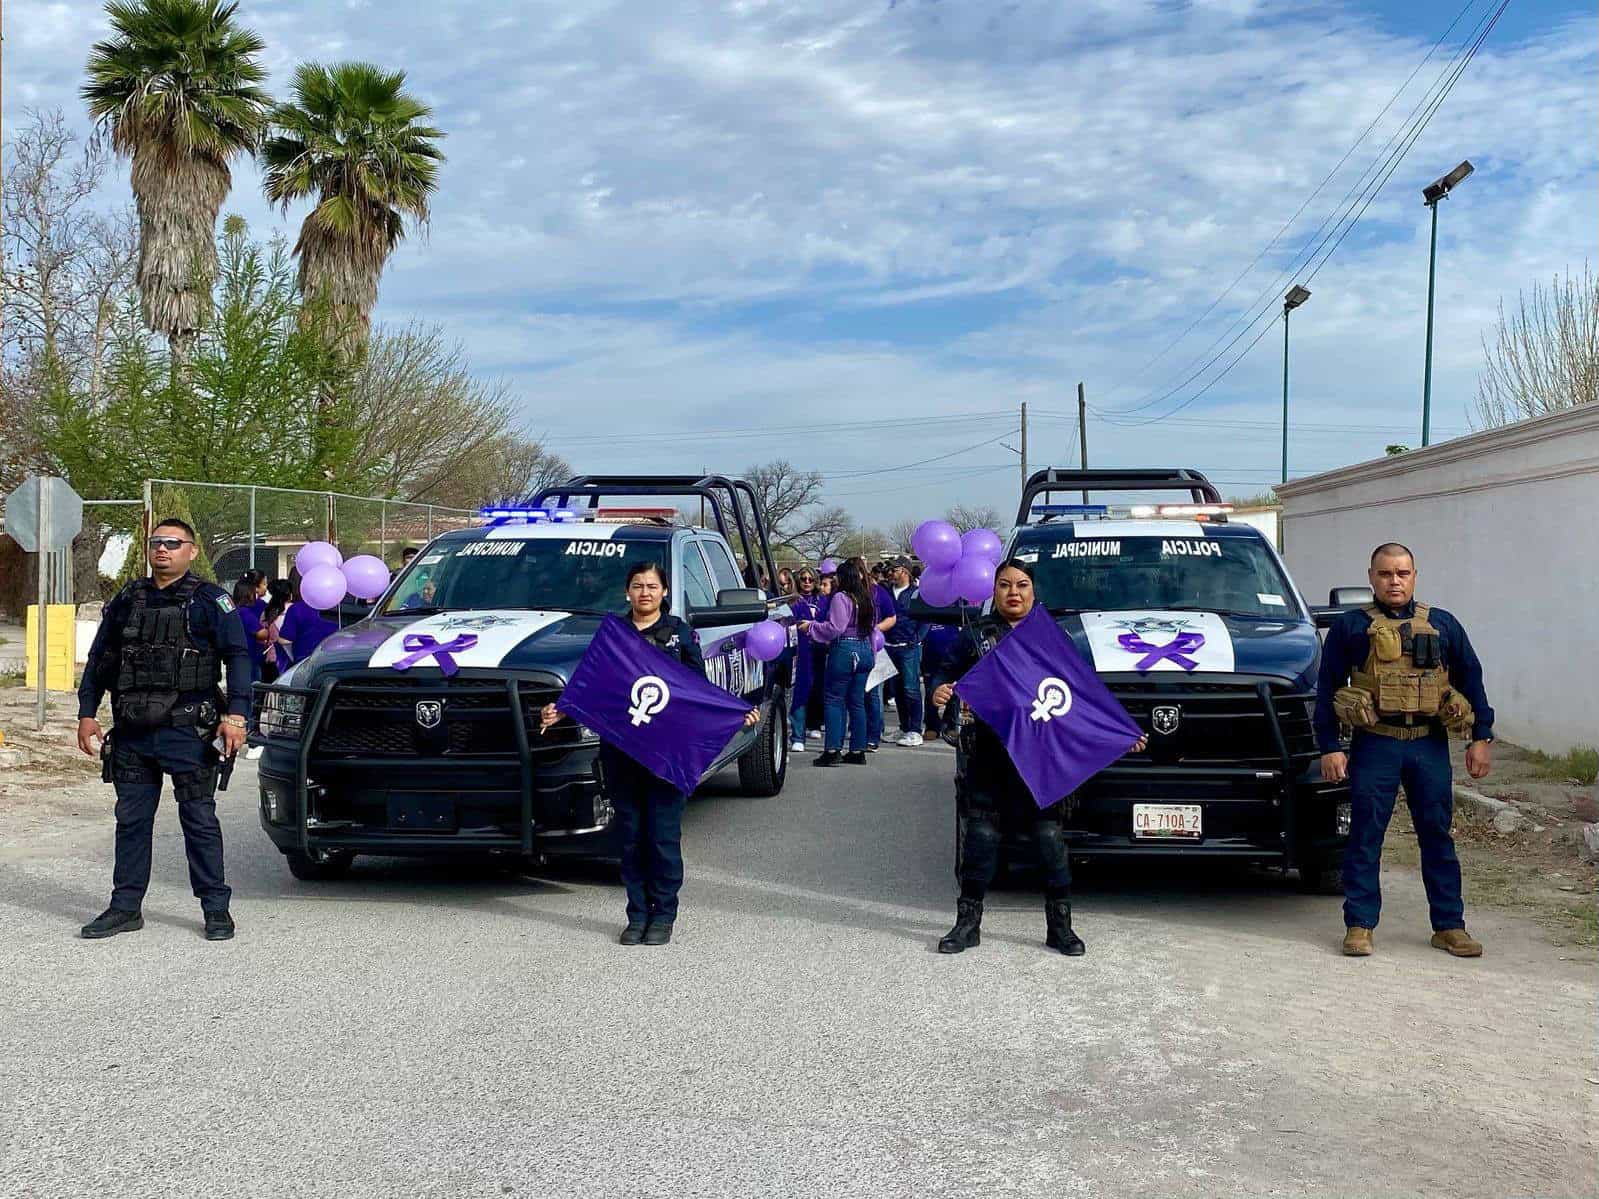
[957,607,1142,808]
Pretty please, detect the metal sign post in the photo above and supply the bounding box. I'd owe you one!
[36,484,49,729]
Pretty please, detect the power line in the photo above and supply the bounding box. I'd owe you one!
[540,409,1015,448]
[1095,0,1485,407]
[1091,0,1511,426]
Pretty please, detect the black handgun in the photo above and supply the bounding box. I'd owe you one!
[100,731,113,784]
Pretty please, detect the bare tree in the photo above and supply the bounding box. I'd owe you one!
[1473,264,1598,428]
[945,503,1003,534]
[887,517,918,553]
[792,506,854,561]
[433,434,572,509]
[837,526,890,561]
[745,458,860,551]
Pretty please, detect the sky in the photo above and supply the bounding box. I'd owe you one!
[6,0,1596,529]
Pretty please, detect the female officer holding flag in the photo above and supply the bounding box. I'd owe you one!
[931,559,1146,957]
[541,561,758,947]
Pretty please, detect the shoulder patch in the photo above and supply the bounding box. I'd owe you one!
[215,594,235,614]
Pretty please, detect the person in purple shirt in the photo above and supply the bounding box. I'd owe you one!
[232,578,266,684]
[863,562,898,751]
[797,559,879,765]
[786,567,827,752]
[277,576,340,664]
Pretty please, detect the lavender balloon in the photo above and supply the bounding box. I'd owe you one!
[341,555,391,601]
[295,540,342,576]
[918,564,959,607]
[911,520,962,569]
[300,564,348,611]
[953,552,997,604]
[961,527,1003,564]
[744,620,787,662]
[818,558,839,576]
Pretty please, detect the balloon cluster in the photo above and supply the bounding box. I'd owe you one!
[294,541,392,610]
[911,521,1003,607]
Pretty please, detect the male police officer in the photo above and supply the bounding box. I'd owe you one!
[76,518,252,941]
[1316,543,1494,959]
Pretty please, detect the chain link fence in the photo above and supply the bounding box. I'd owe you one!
[143,480,482,584]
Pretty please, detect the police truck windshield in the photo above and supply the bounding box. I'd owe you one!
[381,537,663,615]
[1019,534,1298,618]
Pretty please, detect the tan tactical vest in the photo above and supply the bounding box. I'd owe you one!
[1337,603,1473,740]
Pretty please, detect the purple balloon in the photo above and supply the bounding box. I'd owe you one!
[911,520,962,569]
[341,554,391,601]
[295,540,342,576]
[818,558,838,575]
[919,564,959,607]
[300,564,347,610]
[870,628,886,654]
[961,527,1004,564]
[953,552,997,604]
[744,620,787,663]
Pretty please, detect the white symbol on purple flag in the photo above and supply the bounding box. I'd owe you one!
[628,675,671,725]
[1030,676,1074,722]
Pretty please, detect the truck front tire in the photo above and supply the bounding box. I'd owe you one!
[737,697,788,797]
[1294,855,1344,895]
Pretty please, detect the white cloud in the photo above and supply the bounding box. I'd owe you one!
[4,0,1595,525]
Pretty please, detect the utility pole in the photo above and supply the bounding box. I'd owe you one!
[1019,401,1028,498]
[1077,382,1088,503]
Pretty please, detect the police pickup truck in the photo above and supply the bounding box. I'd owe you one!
[986,468,1352,891]
[253,475,791,880]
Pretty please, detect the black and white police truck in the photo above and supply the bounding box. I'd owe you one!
[252,475,791,880]
[980,468,1355,891]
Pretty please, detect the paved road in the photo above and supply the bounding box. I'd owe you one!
[1,743,1593,1198]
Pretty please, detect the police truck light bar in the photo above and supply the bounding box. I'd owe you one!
[1032,503,1232,522]
[479,506,580,526]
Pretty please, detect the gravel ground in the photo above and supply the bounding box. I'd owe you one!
[0,742,1593,1198]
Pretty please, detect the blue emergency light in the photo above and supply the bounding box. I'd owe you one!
[478,506,580,526]
[1031,504,1109,517]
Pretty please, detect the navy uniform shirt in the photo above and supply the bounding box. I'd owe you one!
[78,572,254,720]
[1313,600,1494,753]
[629,613,705,677]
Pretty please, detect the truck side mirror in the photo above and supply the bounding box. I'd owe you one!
[688,588,769,628]
[1329,586,1373,607]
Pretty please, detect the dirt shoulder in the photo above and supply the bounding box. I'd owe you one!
[0,682,109,847]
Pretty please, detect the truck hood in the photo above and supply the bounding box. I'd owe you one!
[288,609,605,688]
[1060,608,1319,689]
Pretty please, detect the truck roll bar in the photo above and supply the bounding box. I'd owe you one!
[1015,468,1223,527]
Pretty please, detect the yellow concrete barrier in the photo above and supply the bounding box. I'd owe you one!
[25,604,78,691]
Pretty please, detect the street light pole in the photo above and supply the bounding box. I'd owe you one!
[1420,160,1473,448]
[1280,285,1310,486]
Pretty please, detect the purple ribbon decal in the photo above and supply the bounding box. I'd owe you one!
[391,633,478,677]
[1117,631,1205,672]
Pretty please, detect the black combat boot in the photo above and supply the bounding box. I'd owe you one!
[618,921,647,946]
[937,898,983,954]
[81,908,143,940]
[814,750,842,767]
[1044,898,1085,956]
[842,751,868,765]
[203,910,235,941]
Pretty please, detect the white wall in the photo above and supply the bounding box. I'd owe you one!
[1277,404,1599,754]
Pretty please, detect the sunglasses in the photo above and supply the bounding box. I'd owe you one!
[146,536,193,551]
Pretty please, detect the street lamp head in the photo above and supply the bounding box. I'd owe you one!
[1283,284,1311,312]
[1422,160,1473,205]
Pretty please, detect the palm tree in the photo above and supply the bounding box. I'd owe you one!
[260,62,445,359]
[82,0,270,361]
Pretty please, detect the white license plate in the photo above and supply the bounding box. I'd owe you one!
[1133,803,1202,840]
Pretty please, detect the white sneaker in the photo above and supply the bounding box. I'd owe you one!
[807,730,823,741]
[895,732,923,747]
[789,740,805,753]
[244,745,264,760]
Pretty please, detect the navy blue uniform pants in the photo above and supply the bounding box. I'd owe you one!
[1342,732,1463,931]
[886,643,923,735]
[109,726,230,913]
[605,751,686,925]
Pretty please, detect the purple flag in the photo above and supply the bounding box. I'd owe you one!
[956,606,1142,809]
[555,614,751,795]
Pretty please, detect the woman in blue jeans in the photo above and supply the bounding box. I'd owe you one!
[798,558,877,766]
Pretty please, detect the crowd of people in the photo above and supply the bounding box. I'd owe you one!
[778,555,961,766]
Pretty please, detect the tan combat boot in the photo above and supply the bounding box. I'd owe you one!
[1342,926,1374,956]
[1430,928,1483,957]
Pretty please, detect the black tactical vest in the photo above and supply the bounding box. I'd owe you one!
[112,576,220,728]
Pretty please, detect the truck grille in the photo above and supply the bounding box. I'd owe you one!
[1107,678,1316,770]
[312,676,563,759]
